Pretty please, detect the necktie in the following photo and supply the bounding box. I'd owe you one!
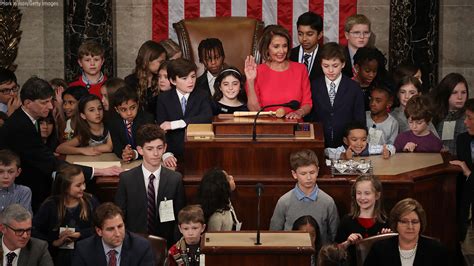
[329,82,336,106]
[147,174,156,234]
[303,53,311,70]
[181,96,187,115]
[126,121,133,139]
[107,249,117,266]
[34,120,39,132]
[6,252,16,266]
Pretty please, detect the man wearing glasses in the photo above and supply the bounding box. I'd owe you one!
[0,69,21,117]
[342,14,372,78]
[0,204,53,265]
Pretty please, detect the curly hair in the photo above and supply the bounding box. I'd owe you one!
[197,168,231,223]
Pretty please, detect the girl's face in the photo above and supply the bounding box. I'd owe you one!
[100,86,109,111]
[158,69,171,91]
[80,99,103,125]
[398,83,419,108]
[39,120,54,139]
[62,94,79,118]
[298,224,316,246]
[448,82,468,111]
[268,35,288,63]
[219,75,241,101]
[355,180,379,213]
[148,53,166,75]
[223,170,236,192]
[357,59,378,85]
[68,173,86,200]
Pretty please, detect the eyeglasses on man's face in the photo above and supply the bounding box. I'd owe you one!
[0,85,20,95]
[4,223,33,236]
[349,31,371,38]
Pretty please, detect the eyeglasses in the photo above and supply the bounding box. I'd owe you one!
[398,219,420,226]
[349,31,371,38]
[4,223,32,236]
[0,85,19,95]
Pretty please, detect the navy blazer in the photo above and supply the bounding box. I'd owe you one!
[342,46,354,78]
[115,165,186,247]
[108,110,154,159]
[289,45,324,81]
[196,72,213,99]
[308,75,366,148]
[364,235,450,266]
[155,88,212,157]
[0,108,92,211]
[72,232,155,266]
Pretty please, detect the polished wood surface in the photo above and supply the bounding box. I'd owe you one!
[202,231,313,266]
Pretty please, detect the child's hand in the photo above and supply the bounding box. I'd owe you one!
[244,55,257,81]
[346,233,363,245]
[80,146,102,156]
[53,229,74,247]
[450,160,472,177]
[403,142,417,152]
[379,228,392,234]
[342,146,353,160]
[121,145,134,162]
[7,94,21,116]
[163,155,178,170]
[55,86,64,105]
[382,144,390,159]
[160,121,172,131]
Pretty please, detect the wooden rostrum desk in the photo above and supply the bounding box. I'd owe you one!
[85,119,460,253]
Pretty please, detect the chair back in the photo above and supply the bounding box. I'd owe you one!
[355,233,398,266]
[136,233,167,266]
[173,17,264,76]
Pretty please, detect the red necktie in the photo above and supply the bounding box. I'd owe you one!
[126,121,133,138]
[107,249,117,266]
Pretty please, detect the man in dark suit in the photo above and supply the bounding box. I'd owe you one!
[115,124,186,247]
[0,204,53,266]
[156,58,213,158]
[72,202,155,266]
[0,77,122,211]
[195,38,226,99]
[289,11,324,82]
[307,43,365,148]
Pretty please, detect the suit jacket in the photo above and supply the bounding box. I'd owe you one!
[289,45,324,81]
[196,72,213,99]
[308,75,366,148]
[155,88,212,157]
[115,165,186,246]
[0,108,92,211]
[108,110,154,159]
[364,235,450,266]
[72,231,155,266]
[0,237,53,266]
[342,46,354,78]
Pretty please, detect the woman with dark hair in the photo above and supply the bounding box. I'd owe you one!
[197,168,240,231]
[364,198,450,266]
[292,215,322,266]
[431,73,469,154]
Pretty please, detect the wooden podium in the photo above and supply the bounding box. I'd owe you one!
[201,231,314,266]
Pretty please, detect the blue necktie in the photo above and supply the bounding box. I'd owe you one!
[181,96,187,115]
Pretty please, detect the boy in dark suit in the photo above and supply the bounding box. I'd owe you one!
[195,38,226,98]
[308,42,365,148]
[342,14,372,78]
[290,11,324,81]
[115,124,185,247]
[156,58,213,158]
[72,202,155,266]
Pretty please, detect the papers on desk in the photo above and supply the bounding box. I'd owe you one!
[72,161,121,168]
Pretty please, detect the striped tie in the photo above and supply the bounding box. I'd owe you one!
[107,250,117,266]
[329,81,336,106]
[147,174,156,234]
[303,53,311,70]
[126,121,133,139]
[181,96,187,115]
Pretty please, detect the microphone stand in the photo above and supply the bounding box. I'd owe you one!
[252,103,288,141]
[255,183,263,245]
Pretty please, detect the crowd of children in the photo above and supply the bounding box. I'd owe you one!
[0,9,469,266]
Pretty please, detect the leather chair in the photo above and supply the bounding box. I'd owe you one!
[355,232,398,266]
[173,17,264,76]
[136,233,167,266]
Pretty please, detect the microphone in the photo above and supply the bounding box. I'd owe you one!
[252,100,301,141]
[255,183,264,245]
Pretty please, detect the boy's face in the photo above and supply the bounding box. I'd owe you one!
[297,25,322,53]
[343,129,368,155]
[0,163,21,188]
[398,84,419,108]
[78,55,104,77]
[202,49,224,75]
[292,164,319,191]
[115,99,139,123]
[148,53,166,75]
[0,81,19,105]
[178,222,205,245]
[345,24,371,50]
[356,59,378,85]
[321,58,345,81]
[370,90,391,116]
[137,138,166,169]
[62,94,79,119]
[408,118,429,136]
[464,109,474,136]
[171,71,197,94]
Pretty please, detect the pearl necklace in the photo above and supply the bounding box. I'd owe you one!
[399,243,417,260]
